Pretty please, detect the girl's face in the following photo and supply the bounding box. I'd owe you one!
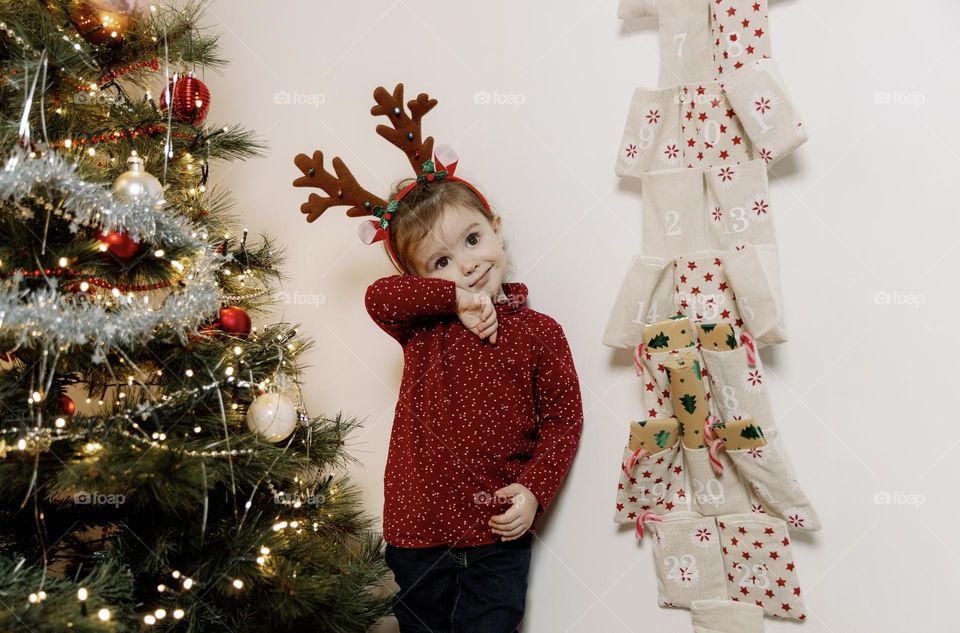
[409,204,507,298]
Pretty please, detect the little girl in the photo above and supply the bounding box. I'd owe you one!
[293,84,583,633]
[365,172,584,631]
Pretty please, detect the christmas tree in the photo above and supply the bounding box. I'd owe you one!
[0,1,392,631]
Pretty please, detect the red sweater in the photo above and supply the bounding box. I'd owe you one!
[364,275,584,548]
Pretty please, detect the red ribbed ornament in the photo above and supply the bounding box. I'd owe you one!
[160,74,211,124]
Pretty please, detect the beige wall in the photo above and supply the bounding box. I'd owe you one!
[205,1,959,630]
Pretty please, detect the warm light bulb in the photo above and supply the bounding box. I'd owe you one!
[232,579,243,589]
[98,608,110,621]
[77,588,87,601]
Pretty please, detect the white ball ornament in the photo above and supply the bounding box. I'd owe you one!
[112,151,165,209]
[246,393,297,442]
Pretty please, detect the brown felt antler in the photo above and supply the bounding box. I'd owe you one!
[292,151,388,223]
[371,84,437,173]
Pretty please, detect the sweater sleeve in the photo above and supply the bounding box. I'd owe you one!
[364,275,458,345]
[518,317,584,523]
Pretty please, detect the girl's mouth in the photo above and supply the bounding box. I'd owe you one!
[471,266,491,288]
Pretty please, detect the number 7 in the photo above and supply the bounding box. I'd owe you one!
[674,32,687,59]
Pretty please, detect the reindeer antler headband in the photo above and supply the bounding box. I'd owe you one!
[293,83,491,274]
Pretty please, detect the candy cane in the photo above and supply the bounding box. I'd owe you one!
[623,447,651,475]
[740,330,758,368]
[703,415,725,476]
[636,511,662,540]
[633,342,646,376]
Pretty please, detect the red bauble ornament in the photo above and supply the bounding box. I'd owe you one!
[160,74,211,124]
[97,230,139,260]
[218,306,251,338]
[58,394,76,416]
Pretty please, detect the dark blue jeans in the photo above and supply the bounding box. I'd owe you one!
[385,533,533,633]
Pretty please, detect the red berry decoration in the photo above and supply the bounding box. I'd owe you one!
[58,394,76,416]
[218,306,251,338]
[97,230,139,261]
[160,73,211,124]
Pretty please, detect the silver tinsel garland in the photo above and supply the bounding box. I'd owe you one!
[0,149,223,357]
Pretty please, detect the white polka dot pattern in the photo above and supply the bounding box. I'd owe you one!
[364,275,584,547]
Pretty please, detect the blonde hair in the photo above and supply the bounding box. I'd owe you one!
[386,179,499,274]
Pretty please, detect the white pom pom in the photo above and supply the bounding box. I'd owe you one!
[357,219,381,245]
[434,144,459,174]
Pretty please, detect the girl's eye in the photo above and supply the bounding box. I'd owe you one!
[435,256,449,269]
[466,232,479,246]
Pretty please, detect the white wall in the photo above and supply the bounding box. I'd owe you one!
[205,1,958,630]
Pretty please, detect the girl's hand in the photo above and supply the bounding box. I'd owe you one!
[488,483,538,541]
[455,287,498,344]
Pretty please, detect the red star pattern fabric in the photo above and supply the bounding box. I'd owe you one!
[602,245,786,350]
[365,275,584,547]
[710,0,773,77]
[613,422,686,525]
[717,514,806,620]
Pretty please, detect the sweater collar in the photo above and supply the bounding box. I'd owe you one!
[494,282,528,314]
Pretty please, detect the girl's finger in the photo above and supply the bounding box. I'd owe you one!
[499,526,528,540]
[489,506,520,525]
[491,516,525,531]
[478,322,498,341]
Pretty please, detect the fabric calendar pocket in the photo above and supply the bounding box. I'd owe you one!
[658,0,714,86]
[603,255,676,349]
[616,87,686,178]
[642,167,710,259]
[714,421,822,531]
[647,512,728,608]
[705,159,776,251]
[664,351,754,516]
[724,58,808,165]
[614,417,686,526]
[698,327,776,432]
[691,599,765,633]
[717,513,807,620]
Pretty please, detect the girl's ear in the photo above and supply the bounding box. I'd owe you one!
[491,214,502,235]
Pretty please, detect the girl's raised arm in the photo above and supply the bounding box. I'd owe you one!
[364,275,457,344]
